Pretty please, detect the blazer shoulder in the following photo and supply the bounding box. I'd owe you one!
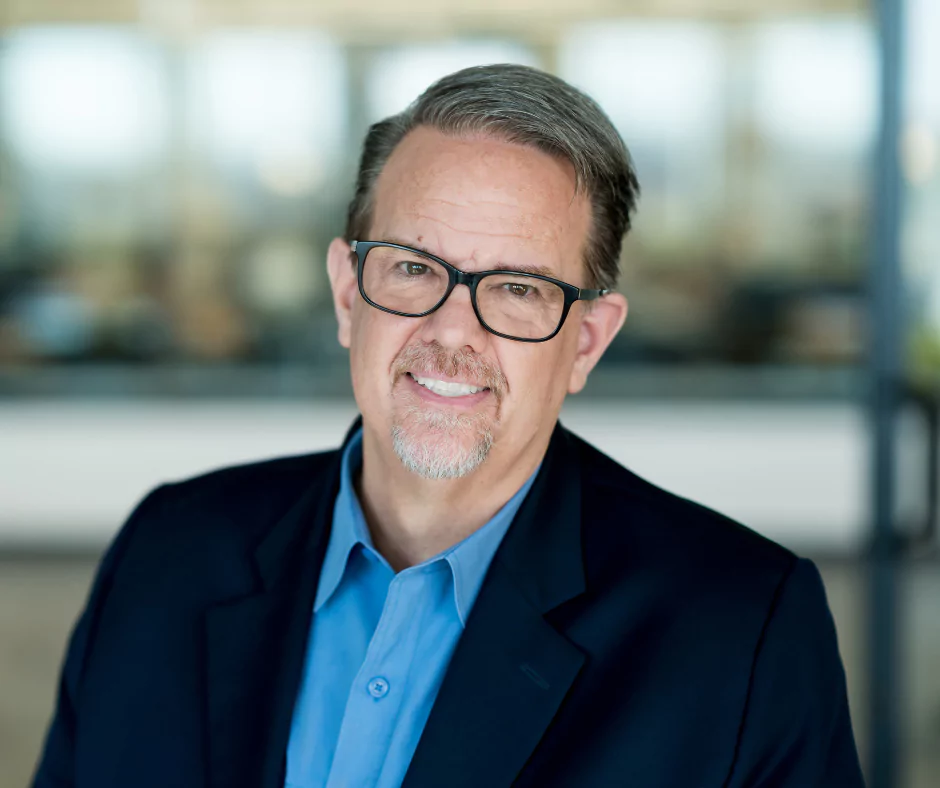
[161,449,339,511]
[106,449,341,589]
[568,429,797,587]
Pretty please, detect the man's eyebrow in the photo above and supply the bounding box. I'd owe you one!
[380,237,558,279]
[497,262,557,278]
[384,236,437,257]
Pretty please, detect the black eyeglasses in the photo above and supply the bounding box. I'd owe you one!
[350,240,609,343]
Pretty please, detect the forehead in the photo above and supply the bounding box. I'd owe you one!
[370,127,591,275]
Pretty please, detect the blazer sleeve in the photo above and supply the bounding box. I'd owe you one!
[30,485,168,788]
[725,557,866,788]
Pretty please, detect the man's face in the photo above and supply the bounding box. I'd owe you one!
[328,127,627,478]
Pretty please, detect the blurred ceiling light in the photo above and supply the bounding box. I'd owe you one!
[188,31,346,171]
[137,0,197,34]
[366,42,539,123]
[753,19,876,154]
[901,123,937,186]
[244,237,319,314]
[0,27,168,173]
[557,21,725,148]
[256,146,324,197]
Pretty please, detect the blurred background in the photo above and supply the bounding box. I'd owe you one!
[0,0,937,786]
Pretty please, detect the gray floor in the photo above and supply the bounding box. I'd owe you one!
[1,556,937,788]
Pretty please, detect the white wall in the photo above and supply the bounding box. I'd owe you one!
[0,400,872,551]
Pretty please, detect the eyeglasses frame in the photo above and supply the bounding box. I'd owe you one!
[350,240,609,343]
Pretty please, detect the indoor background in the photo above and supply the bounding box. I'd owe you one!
[0,0,937,786]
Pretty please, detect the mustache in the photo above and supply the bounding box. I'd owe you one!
[393,341,508,398]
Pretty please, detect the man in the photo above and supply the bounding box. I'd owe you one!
[33,64,864,788]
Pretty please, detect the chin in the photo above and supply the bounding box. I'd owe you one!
[390,405,496,480]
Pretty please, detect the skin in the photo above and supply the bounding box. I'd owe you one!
[327,126,628,572]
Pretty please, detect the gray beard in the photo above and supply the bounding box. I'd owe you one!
[391,405,495,479]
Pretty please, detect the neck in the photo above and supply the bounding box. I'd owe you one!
[356,424,548,573]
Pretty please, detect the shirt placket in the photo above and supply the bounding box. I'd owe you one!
[325,565,438,788]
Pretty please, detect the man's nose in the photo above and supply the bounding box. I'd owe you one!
[417,283,488,351]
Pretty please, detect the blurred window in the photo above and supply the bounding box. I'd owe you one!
[366,41,539,122]
[904,0,940,381]
[752,19,876,155]
[1,27,169,174]
[187,31,347,192]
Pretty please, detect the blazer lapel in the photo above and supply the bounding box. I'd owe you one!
[203,437,347,788]
[402,424,588,788]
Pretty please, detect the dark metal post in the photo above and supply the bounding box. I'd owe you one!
[869,0,906,786]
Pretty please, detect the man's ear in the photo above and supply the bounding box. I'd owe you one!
[568,292,628,394]
[327,237,358,349]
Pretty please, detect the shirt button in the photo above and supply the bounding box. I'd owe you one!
[367,677,390,698]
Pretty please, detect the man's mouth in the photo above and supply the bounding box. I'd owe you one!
[407,372,490,398]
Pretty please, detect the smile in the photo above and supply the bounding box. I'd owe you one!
[408,373,488,398]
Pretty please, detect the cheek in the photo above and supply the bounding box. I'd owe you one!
[531,333,580,410]
[503,343,571,413]
[349,307,417,394]
[348,307,385,401]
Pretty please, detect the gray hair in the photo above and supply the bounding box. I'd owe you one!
[344,63,640,290]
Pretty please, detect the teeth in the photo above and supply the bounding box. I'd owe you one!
[412,375,484,397]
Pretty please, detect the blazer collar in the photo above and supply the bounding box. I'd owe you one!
[402,421,588,788]
[253,416,361,590]
[492,421,587,613]
[203,417,359,788]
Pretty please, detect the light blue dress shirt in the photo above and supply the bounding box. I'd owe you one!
[285,429,538,788]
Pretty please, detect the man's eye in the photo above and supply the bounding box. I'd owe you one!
[505,283,534,298]
[400,262,429,276]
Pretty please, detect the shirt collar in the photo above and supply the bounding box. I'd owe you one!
[314,427,538,626]
[314,428,373,614]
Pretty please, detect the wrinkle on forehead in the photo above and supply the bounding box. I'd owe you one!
[406,200,567,246]
[371,127,590,272]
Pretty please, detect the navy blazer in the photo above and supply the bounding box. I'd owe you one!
[33,421,865,788]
